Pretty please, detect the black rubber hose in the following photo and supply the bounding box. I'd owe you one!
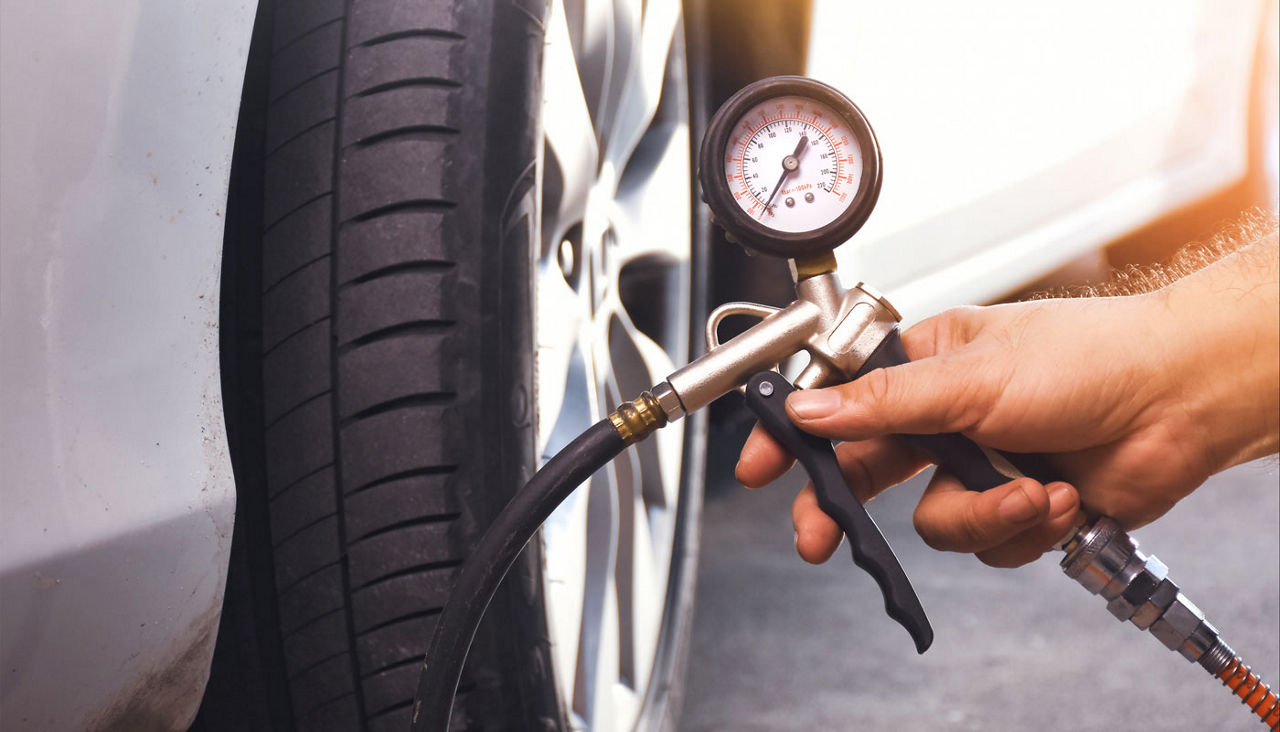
[411,419,628,731]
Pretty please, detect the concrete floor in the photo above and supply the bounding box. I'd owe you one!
[681,439,1280,731]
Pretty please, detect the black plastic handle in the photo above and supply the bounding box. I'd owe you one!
[744,371,934,654]
[853,328,1063,490]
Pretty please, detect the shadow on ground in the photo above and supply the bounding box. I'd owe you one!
[682,443,1280,731]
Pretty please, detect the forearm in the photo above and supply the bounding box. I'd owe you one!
[1156,230,1280,471]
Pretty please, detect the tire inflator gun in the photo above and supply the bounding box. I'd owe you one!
[410,76,1280,730]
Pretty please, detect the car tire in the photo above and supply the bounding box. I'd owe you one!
[201,1,706,730]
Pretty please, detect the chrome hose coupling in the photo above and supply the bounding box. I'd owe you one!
[1061,517,1220,665]
[1062,517,1280,727]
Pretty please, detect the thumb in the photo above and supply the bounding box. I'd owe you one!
[785,351,999,441]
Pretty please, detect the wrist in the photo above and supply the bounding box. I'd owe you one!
[1152,240,1280,472]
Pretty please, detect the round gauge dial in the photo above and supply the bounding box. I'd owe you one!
[698,76,882,259]
[723,95,863,233]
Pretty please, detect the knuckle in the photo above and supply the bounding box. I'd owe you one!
[928,308,961,326]
[857,366,895,409]
[912,506,948,551]
[933,306,985,348]
[844,455,878,503]
[947,360,1001,433]
[959,505,994,547]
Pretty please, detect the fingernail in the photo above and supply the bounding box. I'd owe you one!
[1047,482,1075,518]
[998,486,1040,523]
[788,389,840,420]
[793,530,800,550]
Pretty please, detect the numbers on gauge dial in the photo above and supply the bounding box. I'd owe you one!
[723,95,863,234]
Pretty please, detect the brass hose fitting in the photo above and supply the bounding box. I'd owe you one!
[609,391,669,445]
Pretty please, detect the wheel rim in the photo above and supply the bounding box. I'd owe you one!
[535,0,691,728]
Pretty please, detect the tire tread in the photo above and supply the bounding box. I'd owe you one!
[266,72,339,155]
[252,0,550,726]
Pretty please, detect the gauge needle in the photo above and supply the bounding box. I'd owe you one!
[760,134,808,219]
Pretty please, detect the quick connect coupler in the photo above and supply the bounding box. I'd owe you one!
[1062,517,1280,727]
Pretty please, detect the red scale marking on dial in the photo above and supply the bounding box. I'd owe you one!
[729,113,855,208]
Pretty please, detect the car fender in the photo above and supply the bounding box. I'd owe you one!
[0,1,256,728]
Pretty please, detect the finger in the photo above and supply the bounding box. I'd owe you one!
[973,482,1083,568]
[736,423,796,489]
[783,306,989,441]
[792,483,843,564]
[782,306,988,441]
[791,438,930,563]
[911,472,1053,553]
[899,306,981,360]
[831,438,933,504]
[784,351,1003,442]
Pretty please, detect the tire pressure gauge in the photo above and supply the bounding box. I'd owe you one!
[698,76,882,259]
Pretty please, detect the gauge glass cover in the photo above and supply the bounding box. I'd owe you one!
[722,95,864,233]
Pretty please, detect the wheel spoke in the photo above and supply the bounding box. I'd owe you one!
[606,310,683,526]
[542,344,597,692]
[602,0,680,173]
[596,0,638,160]
[626,483,665,696]
[608,377,639,690]
[563,0,616,133]
[535,265,590,458]
[604,322,675,700]
[610,115,691,367]
[545,0,602,237]
[571,467,619,728]
[611,112,691,267]
[607,316,663,509]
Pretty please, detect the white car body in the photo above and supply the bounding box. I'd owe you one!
[0,2,255,728]
[811,0,1264,319]
[0,0,1267,728]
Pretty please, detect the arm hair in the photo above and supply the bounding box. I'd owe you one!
[1032,208,1279,300]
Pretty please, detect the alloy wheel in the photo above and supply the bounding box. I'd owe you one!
[535,0,693,728]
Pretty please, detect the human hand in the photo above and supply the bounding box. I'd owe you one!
[736,238,1279,568]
